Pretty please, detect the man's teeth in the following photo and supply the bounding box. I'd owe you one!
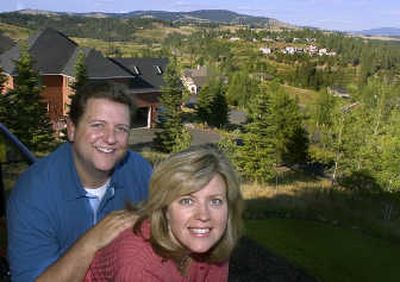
[190,228,210,234]
[96,147,114,153]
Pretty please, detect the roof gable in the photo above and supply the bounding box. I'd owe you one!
[111,57,168,89]
[29,27,78,74]
[0,27,78,75]
[84,49,134,79]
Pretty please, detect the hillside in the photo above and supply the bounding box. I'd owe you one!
[2,9,295,29]
[0,22,30,42]
[357,27,400,37]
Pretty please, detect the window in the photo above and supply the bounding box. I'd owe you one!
[132,66,140,75]
[154,65,163,75]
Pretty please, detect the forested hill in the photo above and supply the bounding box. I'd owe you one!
[1,9,291,28]
[0,9,295,42]
[120,10,290,27]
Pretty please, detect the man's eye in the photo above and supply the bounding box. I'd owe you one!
[115,126,129,133]
[90,123,104,129]
[179,198,193,206]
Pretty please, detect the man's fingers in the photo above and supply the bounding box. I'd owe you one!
[98,210,137,231]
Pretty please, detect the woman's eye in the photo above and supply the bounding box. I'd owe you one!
[210,198,224,206]
[179,198,193,206]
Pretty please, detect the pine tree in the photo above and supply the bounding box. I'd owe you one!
[225,70,257,109]
[154,58,191,153]
[197,77,228,128]
[70,51,88,94]
[1,47,54,152]
[59,51,89,141]
[236,82,276,183]
[60,51,88,140]
[269,82,309,165]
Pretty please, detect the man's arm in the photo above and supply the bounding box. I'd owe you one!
[36,210,136,282]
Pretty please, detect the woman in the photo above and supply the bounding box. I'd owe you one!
[84,145,243,281]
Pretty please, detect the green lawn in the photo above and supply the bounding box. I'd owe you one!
[246,218,400,282]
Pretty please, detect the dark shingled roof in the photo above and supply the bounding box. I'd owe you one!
[29,27,78,74]
[0,28,145,80]
[0,28,167,95]
[0,27,78,75]
[111,57,168,90]
[0,45,19,74]
[84,49,134,79]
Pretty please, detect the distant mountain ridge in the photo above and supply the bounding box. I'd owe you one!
[356,27,400,37]
[13,8,294,28]
[5,9,398,35]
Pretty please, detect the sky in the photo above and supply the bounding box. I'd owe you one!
[1,0,399,32]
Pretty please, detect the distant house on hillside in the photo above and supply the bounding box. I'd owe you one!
[229,37,241,42]
[0,27,168,131]
[181,65,210,95]
[327,86,351,99]
[259,47,272,55]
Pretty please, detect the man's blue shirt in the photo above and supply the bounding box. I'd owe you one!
[7,142,152,282]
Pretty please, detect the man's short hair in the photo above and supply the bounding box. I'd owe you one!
[68,80,134,126]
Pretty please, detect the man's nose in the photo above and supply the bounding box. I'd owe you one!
[103,127,117,144]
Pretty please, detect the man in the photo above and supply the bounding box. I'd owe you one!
[7,81,152,281]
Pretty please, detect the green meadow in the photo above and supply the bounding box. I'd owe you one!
[246,218,400,282]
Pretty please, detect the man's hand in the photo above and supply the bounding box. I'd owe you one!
[36,209,137,282]
[81,210,138,253]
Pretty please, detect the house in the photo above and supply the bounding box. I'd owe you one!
[306,45,318,55]
[229,37,241,42]
[0,28,167,131]
[259,47,272,55]
[1,27,89,129]
[318,48,336,56]
[328,86,351,99]
[110,57,168,128]
[318,48,328,56]
[181,65,209,95]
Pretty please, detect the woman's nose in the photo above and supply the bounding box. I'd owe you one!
[195,203,211,221]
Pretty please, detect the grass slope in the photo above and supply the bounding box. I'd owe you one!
[246,218,400,282]
[0,23,30,42]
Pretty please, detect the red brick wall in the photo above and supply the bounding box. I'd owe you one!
[41,75,72,122]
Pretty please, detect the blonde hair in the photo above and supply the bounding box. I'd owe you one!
[133,144,243,263]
